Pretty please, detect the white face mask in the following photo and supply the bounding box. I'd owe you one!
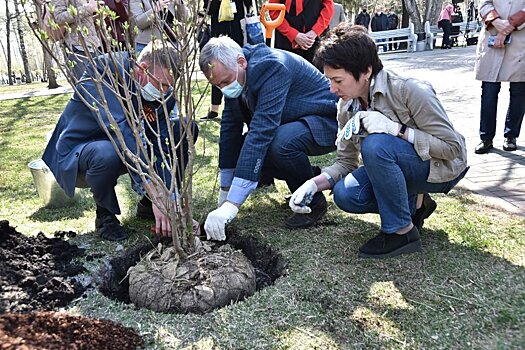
[141,82,163,102]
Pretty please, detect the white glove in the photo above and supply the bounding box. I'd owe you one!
[336,111,364,146]
[360,111,400,136]
[217,189,229,207]
[289,180,318,214]
[204,202,239,241]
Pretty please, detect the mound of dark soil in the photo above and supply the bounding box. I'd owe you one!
[0,220,86,313]
[0,220,144,349]
[0,311,144,350]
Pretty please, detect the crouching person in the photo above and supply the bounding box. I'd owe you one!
[198,37,339,241]
[43,40,198,241]
[290,24,469,259]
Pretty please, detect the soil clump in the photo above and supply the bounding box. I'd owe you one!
[0,220,144,349]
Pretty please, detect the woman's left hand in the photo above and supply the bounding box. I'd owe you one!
[360,111,400,136]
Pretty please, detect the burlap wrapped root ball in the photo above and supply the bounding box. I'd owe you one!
[128,244,256,313]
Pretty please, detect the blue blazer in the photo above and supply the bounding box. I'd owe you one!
[219,44,338,182]
[43,53,177,197]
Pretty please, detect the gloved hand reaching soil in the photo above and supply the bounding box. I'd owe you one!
[204,202,239,241]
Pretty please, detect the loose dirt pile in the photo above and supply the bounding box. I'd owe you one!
[0,311,144,350]
[0,220,144,349]
[0,220,86,313]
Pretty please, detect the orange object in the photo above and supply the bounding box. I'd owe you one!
[260,3,286,40]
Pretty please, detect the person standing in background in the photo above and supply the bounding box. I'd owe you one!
[438,3,455,49]
[355,5,370,28]
[269,0,334,65]
[52,0,102,80]
[200,0,252,121]
[329,2,346,30]
[100,0,129,51]
[370,5,388,52]
[387,7,399,51]
[473,0,525,154]
[130,0,188,53]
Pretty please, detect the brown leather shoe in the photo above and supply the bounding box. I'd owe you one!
[285,196,327,229]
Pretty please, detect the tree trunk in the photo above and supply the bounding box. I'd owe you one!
[403,0,423,32]
[5,0,13,85]
[13,0,32,83]
[30,0,60,88]
[44,47,60,88]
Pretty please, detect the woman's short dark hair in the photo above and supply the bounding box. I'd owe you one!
[314,23,383,81]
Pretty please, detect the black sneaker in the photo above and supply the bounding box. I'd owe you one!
[503,137,517,151]
[475,140,493,154]
[358,226,422,259]
[411,193,437,232]
[95,206,128,241]
[200,111,219,120]
[136,196,154,219]
[285,196,327,229]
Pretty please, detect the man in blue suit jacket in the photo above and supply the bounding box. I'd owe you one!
[199,37,338,240]
[43,41,197,240]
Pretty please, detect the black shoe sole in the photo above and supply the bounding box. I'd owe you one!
[503,146,517,151]
[358,239,422,259]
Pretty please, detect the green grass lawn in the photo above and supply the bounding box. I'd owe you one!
[0,90,524,349]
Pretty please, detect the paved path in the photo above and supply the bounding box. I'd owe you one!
[382,46,525,216]
[1,46,524,216]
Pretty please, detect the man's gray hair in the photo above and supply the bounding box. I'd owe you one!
[199,36,245,75]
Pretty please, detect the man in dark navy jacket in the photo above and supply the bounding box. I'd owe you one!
[199,37,338,241]
[43,41,197,240]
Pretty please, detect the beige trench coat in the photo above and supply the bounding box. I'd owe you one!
[130,0,188,46]
[475,0,525,82]
[52,0,101,50]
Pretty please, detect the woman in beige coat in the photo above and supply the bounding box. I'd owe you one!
[130,0,188,52]
[52,0,102,79]
[474,0,525,154]
[289,25,468,259]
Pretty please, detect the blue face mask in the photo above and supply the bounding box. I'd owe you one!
[141,82,163,102]
[221,68,244,99]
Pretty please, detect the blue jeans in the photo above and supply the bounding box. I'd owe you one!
[479,81,525,141]
[376,38,388,52]
[333,134,467,233]
[261,120,336,206]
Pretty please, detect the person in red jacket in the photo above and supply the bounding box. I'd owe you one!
[269,0,334,64]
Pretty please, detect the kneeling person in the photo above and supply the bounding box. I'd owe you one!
[290,24,468,259]
[199,37,339,240]
[43,41,198,240]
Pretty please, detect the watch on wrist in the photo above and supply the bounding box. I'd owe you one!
[398,124,407,137]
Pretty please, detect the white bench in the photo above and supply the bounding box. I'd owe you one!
[424,20,482,49]
[369,23,418,53]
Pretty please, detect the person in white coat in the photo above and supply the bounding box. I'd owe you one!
[474,0,525,154]
[329,2,346,30]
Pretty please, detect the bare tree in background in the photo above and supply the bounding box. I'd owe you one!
[5,0,13,84]
[404,0,443,32]
[29,0,60,87]
[13,0,32,82]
